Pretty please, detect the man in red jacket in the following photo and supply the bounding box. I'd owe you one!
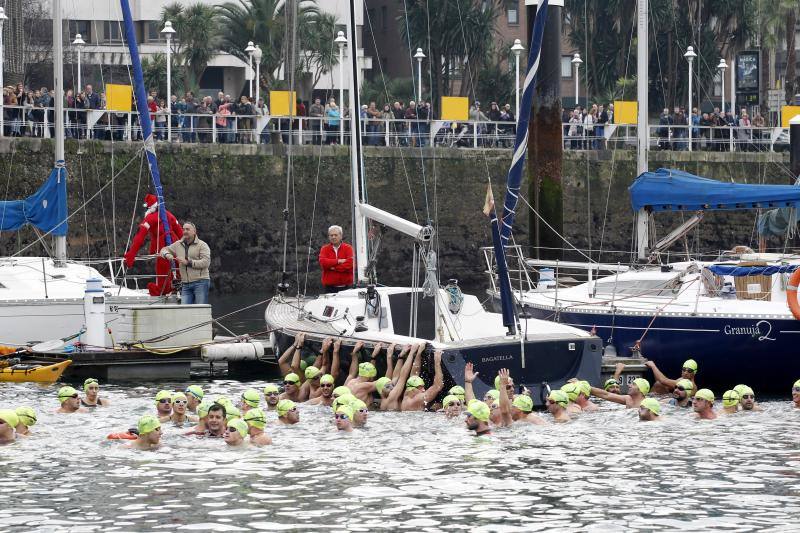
[318,225,354,292]
[124,193,183,296]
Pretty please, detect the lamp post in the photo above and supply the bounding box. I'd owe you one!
[571,53,583,107]
[717,58,728,114]
[413,48,425,103]
[245,41,256,98]
[511,38,524,122]
[685,46,697,151]
[72,33,85,94]
[335,30,347,144]
[161,21,175,142]
[253,45,262,104]
[0,8,7,137]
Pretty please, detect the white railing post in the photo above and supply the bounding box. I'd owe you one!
[212,114,217,143]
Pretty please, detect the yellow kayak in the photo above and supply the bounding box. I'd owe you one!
[0,359,72,383]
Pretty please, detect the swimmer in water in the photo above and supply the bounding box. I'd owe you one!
[335,405,355,432]
[154,390,173,418]
[166,392,195,426]
[442,395,463,418]
[449,386,466,403]
[590,377,650,408]
[721,390,740,415]
[224,418,249,447]
[204,403,227,437]
[350,398,368,427]
[130,415,161,450]
[187,401,212,434]
[378,344,419,411]
[546,390,571,423]
[300,365,322,402]
[306,374,336,406]
[0,409,19,444]
[263,384,280,410]
[498,368,544,425]
[225,406,241,422]
[14,407,36,436]
[277,332,306,377]
[693,388,717,420]
[603,378,621,395]
[668,379,694,408]
[243,409,272,446]
[561,382,582,414]
[345,342,384,404]
[575,380,599,412]
[644,358,699,394]
[401,349,444,412]
[81,378,109,407]
[465,400,492,436]
[185,385,204,413]
[239,389,261,413]
[734,385,762,412]
[57,386,87,414]
[279,373,302,402]
[277,399,299,425]
[793,380,800,408]
[638,398,662,421]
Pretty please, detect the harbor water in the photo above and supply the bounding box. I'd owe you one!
[1,381,799,531]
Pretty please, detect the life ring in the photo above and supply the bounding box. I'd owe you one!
[787,269,800,320]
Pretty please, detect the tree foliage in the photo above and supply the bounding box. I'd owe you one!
[160,2,221,94]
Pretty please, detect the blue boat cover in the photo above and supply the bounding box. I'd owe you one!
[0,164,67,236]
[629,168,800,212]
[707,264,798,277]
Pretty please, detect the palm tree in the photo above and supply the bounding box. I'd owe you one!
[160,2,220,94]
[758,0,798,104]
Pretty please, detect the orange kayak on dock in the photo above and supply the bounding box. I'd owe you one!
[0,359,72,383]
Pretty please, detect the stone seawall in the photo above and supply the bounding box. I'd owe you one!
[0,139,790,294]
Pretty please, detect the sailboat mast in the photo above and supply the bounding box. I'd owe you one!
[53,0,66,265]
[635,0,649,260]
[347,0,368,283]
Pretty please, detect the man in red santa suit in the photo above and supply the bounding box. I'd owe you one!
[124,193,183,296]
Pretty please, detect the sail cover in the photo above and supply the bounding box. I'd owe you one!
[0,163,67,236]
[630,168,800,212]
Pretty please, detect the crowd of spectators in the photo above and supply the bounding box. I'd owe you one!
[654,106,767,151]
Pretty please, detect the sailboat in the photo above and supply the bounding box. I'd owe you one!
[0,0,211,350]
[265,0,601,404]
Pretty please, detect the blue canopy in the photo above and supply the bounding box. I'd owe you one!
[0,163,68,236]
[629,168,800,212]
[707,264,798,277]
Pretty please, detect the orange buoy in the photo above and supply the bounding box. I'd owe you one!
[106,432,137,440]
[787,269,800,320]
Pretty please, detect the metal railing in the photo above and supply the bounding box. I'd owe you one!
[0,105,790,152]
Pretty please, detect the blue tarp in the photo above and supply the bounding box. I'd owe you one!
[629,168,800,212]
[0,164,68,236]
[707,264,799,277]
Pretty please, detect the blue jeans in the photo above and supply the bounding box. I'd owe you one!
[182,278,210,305]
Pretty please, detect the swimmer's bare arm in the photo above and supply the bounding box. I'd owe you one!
[277,341,297,377]
[384,345,417,409]
[384,343,396,379]
[390,345,411,384]
[344,341,364,385]
[316,337,332,371]
[330,339,341,380]
[613,362,625,382]
[498,368,513,426]
[292,333,305,383]
[411,343,424,377]
[643,359,677,389]
[424,350,445,403]
[590,386,630,406]
[464,362,478,403]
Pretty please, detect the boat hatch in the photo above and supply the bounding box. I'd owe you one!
[593,279,680,297]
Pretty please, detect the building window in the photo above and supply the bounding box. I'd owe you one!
[561,56,573,78]
[104,21,123,43]
[70,20,91,43]
[506,1,519,25]
[145,21,165,43]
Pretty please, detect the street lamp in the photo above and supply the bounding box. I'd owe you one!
[161,21,175,141]
[685,45,697,151]
[413,48,425,103]
[571,53,583,107]
[253,45,263,104]
[245,41,256,98]
[334,30,347,144]
[0,7,8,137]
[717,58,728,114]
[72,33,85,93]
[511,39,524,122]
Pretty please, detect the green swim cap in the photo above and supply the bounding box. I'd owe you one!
[263,384,280,395]
[320,374,335,386]
[512,394,533,413]
[83,378,99,391]
[484,389,500,401]
[225,406,241,421]
[547,389,569,407]
[722,390,740,407]
[185,385,204,401]
[197,401,212,418]
[560,382,579,402]
[695,388,715,402]
[171,392,187,403]
[243,408,266,429]
[137,415,161,435]
[675,378,694,396]
[733,384,754,398]
[299,360,309,372]
[276,399,296,417]
[227,417,249,438]
[15,407,36,427]
[449,386,466,400]
[578,380,591,397]
[640,398,661,415]
[332,386,351,398]
[375,377,391,395]
[358,362,377,378]
[466,400,490,422]
[58,386,78,403]
[406,375,425,389]
[603,378,619,391]
[442,395,460,408]
[215,395,233,409]
[0,409,19,428]
[332,393,356,411]
[794,379,800,390]
[154,390,172,404]
[241,389,261,408]
[305,366,321,380]
[683,359,698,372]
[632,378,650,395]
[284,373,300,384]
[336,404,355,421]
[350,398,367,411]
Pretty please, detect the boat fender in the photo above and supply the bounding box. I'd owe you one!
[200,341,265,362]
[107,429,138,440]
[787,269,800,320]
